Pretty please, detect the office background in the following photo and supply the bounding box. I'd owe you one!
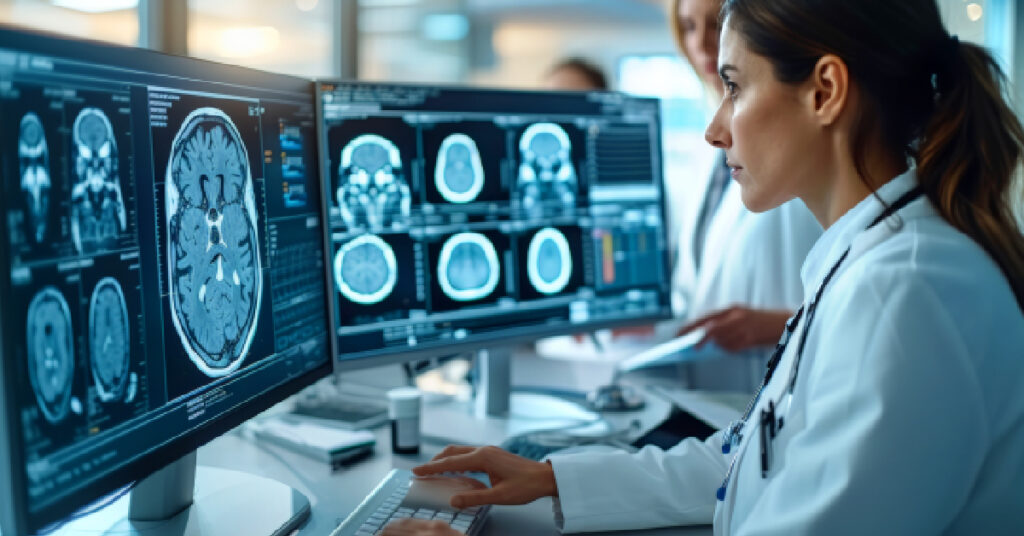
[1,0,1021,234]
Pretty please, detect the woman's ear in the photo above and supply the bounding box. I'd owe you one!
[808,54,849,126]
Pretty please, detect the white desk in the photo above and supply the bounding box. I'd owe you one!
[197,393,714,536]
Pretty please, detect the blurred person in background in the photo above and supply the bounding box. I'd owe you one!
[543,57,609,91]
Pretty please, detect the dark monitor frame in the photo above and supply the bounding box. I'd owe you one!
[0,25,334,536]
[314,80,674,373]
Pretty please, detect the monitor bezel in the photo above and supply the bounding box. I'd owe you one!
[313,79,674,373]
[0,24,334,535]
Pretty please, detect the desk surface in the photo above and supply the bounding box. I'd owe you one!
[196,392,713,536]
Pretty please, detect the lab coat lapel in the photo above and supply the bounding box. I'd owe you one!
[691,183,746,315]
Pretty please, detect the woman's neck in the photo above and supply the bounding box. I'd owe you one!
[804,150,907,229]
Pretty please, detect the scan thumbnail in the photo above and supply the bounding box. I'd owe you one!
[88,277,132,403]
[428,230,509,311]
[333,233,423,326]
[423,121,506,206]
[27,286,76,424]
[327,118,416,232]
[514,122,583,216]
[516,226,584,301]
[18,112,52,246]
[334,233,397,306]
[70,107,129,255]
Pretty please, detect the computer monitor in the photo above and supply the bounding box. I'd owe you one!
[0,26,333,535]
[316,82,673,372]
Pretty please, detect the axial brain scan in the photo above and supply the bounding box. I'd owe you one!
[26,287,75,424]
[527,227,573,295]
[437,232,500,302]
[434,133,484,204]
[70,108,128,254]
[89,277,130,403]
[166,107,262,378]
[337,134,411,230]
[334,234,397,305]
[516,123,578,215]
[18,112,51,244]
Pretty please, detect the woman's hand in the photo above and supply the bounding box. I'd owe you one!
[412,445,559,509]
[678,306,792,352]
[381,519,462,536]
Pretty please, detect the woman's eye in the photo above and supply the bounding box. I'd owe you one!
[725,82,739,98]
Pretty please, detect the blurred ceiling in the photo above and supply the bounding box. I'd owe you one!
[466,0,666,24]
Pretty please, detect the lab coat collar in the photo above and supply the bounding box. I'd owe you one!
[799,167,919,296]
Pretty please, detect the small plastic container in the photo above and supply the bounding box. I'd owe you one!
[387,387,422,455]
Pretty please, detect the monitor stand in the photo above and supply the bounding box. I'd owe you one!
[421,347,603,446]
[53,451,309,536]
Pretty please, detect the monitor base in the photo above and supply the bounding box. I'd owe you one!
[53,453,309,536]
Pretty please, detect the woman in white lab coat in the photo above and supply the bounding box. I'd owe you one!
[384,0,1024,533]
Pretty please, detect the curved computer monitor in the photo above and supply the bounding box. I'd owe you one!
[316,81,673,371]
[0,26,333,535]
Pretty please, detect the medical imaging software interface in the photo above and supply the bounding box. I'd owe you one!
[0,46,330,516]
[319,83,671,361]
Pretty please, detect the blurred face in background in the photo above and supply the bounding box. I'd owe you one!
[676,0,724,96]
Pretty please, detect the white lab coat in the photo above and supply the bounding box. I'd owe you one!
[668,150,821,392]
[549,169,1024,534]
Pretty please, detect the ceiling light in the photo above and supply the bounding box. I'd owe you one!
[295,0,319,11]
[51,0,138,13]
[966,3,983,21]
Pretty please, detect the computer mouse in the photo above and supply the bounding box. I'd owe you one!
[587,384,646,412]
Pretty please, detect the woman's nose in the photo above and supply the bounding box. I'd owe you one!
[705,104,731,149]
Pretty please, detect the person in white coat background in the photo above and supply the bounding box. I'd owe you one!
[543,0,821,394]
[384,0,1024,533]
[665,0,821,393]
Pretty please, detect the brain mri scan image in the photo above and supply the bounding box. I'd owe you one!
[437,232,501,302]
[70,108,128,254]
[334,234,398,305]
[434,133,484,204]
[337,134,411,230]
[516,123,578,215]
[19,112,51,244]
[527,227,573,295]
[26,287,75,424]
[166,107,262,378]
[88,277,130,403]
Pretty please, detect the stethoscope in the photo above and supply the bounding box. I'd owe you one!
[715,186,924,502]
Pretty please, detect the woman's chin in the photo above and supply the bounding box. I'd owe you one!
[739,188,777,214]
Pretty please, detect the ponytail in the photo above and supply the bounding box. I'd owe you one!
[916,41,1024,310]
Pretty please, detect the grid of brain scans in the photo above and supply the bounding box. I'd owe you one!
[0,42,330,515]
[319,84,673,359]
[1,83,148,462]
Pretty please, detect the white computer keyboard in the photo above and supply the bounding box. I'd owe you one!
[332,469,491,536]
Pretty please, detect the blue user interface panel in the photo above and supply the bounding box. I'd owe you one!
[317,83,673,366]
[0,28,332,533]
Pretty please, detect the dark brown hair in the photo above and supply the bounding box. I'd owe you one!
[547,57,609,90]
[723,0,1024,309]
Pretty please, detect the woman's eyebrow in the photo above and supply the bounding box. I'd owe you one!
[719,65,738,80]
